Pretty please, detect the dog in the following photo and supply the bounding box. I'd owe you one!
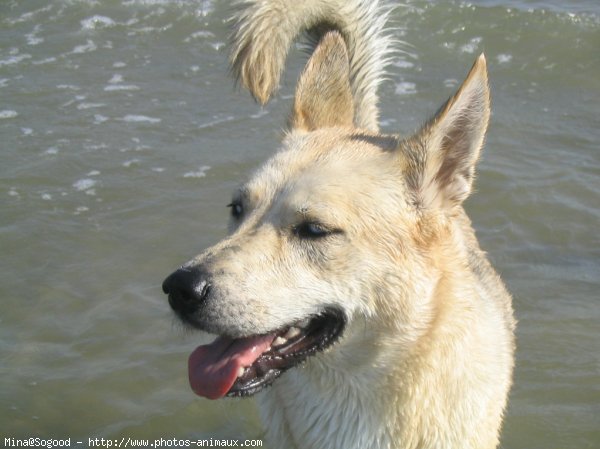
[162,1,516,448]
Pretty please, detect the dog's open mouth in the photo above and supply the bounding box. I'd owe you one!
[188,308,345,399]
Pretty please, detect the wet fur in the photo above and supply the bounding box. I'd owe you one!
[173,1,516,448]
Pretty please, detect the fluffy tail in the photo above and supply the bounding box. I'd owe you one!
[229,0,395,132]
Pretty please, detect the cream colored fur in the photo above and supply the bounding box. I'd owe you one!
[178,1,516,448]
[230,0,394,131]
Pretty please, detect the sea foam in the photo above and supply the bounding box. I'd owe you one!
[81,16,117,30]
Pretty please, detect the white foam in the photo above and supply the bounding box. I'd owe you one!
[196,0,215,17]
[183,166,210,178]
[0,110,18,119]
[122,159,140,168]
[81,15,117,30]
[460,37,482,54]
[108,74,124,84]
[104,84,140,91]
[77,102,105,110]
[87,170,101,176]
[198,115,235,129]
[44,147,59,155]
[395,82,417,95]
[93,114,109,124]
[73,179,97,191]
[210,42,225,51]
[122,0,186,5]
[391,59,415,69]
[22,128,33,136]
[57,84,80,91]
[151,167,165,173]
[62,95,87,108]
[444,78,459,88]
[0,79,8,88]
[25,25,44,46]
[250,109,269,119]
[379,118,397,128]
[9,5,52,25]
[41,193,52,201]
[496,54,513,64]
[32,57,57,65]
[183,30,215,43]
[113,61,127,68]
[120,115,161,123]
[71,40,97,54]
[84,143,108,151]
[0,54,32,67]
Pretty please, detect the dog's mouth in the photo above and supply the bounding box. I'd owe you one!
[188,308,346,399]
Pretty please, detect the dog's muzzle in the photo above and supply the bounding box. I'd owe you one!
[162,266,211,321]
[162,264,347,400]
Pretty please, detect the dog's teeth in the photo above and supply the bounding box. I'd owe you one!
[284,327,301,340]
[237,366,245,378]
[273,336,287,347]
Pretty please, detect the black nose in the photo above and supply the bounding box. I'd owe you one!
[162,266,211,316]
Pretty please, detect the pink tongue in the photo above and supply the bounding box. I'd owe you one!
[188,334,275,399]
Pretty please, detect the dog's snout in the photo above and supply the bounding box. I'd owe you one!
[162,266,211,316]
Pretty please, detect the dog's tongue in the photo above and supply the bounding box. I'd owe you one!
[188,334,275,399]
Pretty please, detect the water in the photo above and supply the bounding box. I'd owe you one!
[1,0,598,447]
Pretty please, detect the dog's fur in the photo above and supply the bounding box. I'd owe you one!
[165,1,515,448]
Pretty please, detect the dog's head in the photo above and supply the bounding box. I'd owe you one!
[163,32,490,399]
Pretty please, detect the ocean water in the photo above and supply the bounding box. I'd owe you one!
[1,0,599,447]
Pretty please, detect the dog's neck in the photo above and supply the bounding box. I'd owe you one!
[258,356,399,449]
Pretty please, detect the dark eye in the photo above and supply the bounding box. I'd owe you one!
[227,202,243,219]
[294,221,338,239]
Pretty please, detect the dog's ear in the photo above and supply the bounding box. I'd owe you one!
[410,54,490,209]
[288,31,354,131]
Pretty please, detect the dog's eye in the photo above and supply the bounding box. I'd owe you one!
[294,221,337,239]
[227,202,243,219]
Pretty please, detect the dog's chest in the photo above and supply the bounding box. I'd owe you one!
[257,369,395,449]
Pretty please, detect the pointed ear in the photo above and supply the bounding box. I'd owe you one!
[288,31,354,131]
[413,54,491,208]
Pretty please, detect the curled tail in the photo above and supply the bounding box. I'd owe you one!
[230,0,395,132]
